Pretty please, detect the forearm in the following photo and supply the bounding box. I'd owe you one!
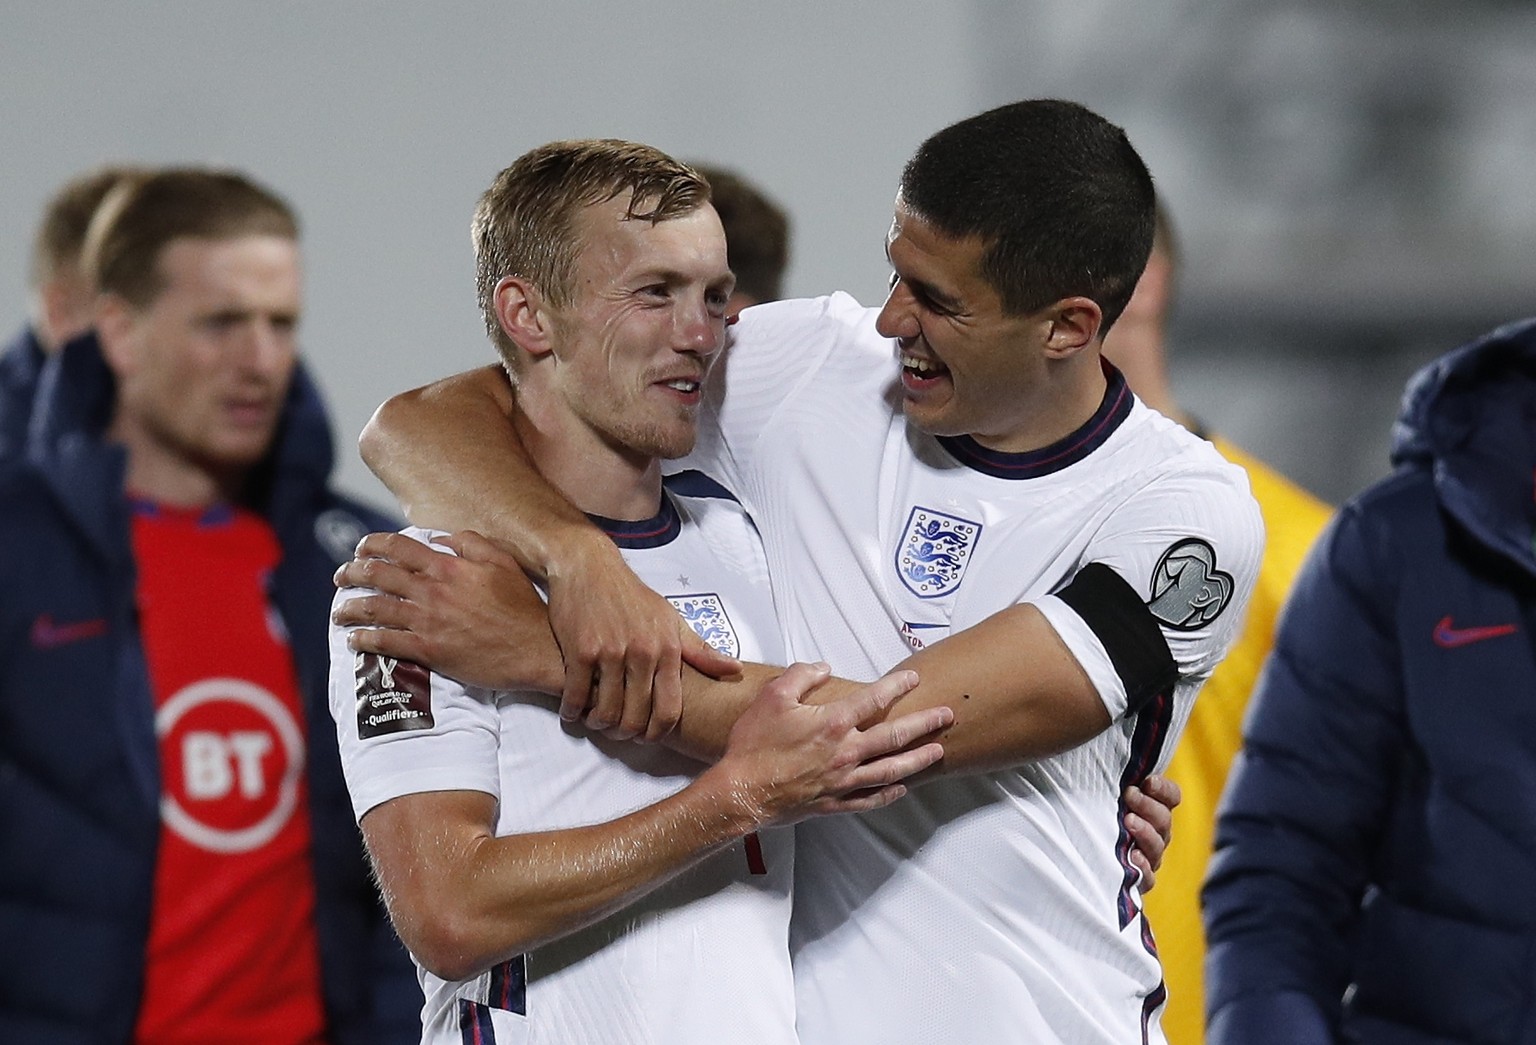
[359,365,608,579]
[886,606,1110,776]
[667,662,804,761]
[642,604,1109,775]
[365,774,761,981]
[752,606,1110,779]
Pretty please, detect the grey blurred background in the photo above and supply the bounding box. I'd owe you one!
[4,0,1533,510]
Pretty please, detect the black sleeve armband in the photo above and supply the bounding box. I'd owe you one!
[1054,563,1177,715]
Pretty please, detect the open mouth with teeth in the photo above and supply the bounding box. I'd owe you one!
[901,353,951,391]
[657,377,703,400]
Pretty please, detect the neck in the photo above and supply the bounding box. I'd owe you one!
[512,391,664,522]
[1100,322,1188,425]
[974,350,1110,454]
[109,417,242,509]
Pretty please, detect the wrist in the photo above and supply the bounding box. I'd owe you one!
[690,761,771,837]
[535,525,619,586]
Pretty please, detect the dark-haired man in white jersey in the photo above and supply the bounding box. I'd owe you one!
[340,102,1260,1043]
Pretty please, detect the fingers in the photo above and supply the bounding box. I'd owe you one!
[334,531,450,597]
[434,529,514,568]
[1139,772,1183,814]
[332,593,413,630]
[346,625,430,665]
[808,783,910,816]
[584,650,628,733]
[853,704,953,762]
[1122,788,1169,877]
[356,530,443,571]
[1129,850,1156,892]
[560,656,597,724]
[759,661,834,706]
[835,740,945,793]
[605,656,659,742]
[680,627,740,678]
[644,643,685,744]
[1125,777,1178,848]
[831,669,920,727]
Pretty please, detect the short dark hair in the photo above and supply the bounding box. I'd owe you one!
[898,99,1155,332]
[691,164,790,304]
[29,164,151,291]
[85,167,299,307]
[473,140,712,362]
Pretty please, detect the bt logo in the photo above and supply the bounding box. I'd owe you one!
[155,677,305,854]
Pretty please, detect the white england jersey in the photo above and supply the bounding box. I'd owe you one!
[328,479,796,1045]
[679,293,1264,1045]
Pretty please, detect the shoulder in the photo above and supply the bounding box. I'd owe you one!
[1105,412,1264,539]
[663,468,741,504]
[1209,437,1332,574]
[664,473,757,537]
[729,292,887,366]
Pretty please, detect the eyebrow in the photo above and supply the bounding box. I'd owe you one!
[885,244,963,313]
[634,265,734,289]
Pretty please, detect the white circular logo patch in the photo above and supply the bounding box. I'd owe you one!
[155,677,305,854]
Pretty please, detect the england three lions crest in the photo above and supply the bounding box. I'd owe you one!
[667,593,740,658]
[1147,538,1234,629]
[896,507,982,599]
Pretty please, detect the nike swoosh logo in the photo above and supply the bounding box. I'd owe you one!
[30,614,109,650]
[1433,615,1518,649]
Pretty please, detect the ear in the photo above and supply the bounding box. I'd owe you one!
[1042,297,1102,360]
[493,275,556,361]
[93,294,139,378]
[37,279,83,351]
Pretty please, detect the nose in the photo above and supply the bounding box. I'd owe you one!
[676,296,727,358]
[876,282,918,343]
[241,317,297,379]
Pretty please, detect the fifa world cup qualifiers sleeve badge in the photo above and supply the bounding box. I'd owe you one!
[1146,538,1233,630]
[355,651,434,738]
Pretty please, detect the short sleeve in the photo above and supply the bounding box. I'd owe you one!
[1035,459,1265,719]
[326,527,503,821]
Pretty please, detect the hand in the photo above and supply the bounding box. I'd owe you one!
[1123,772,1181,891]
[712,663,953,825]
[545,538,740,743]
[333,530,561,692]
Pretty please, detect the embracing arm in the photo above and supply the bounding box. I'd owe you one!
[356,664,948,982]
[333,532,1108,772]
[360,367,737,731]
[335,539,1179,883]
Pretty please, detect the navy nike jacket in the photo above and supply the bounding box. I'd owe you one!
[0,337,421,1043]
[1203,318,1536,1044]
[0,324,50,458]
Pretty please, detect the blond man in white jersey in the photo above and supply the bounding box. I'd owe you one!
[327,140,955,1044]
[339,102,1260,1043]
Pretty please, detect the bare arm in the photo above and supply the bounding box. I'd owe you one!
[336,538,1179,883]
[359,367,738,735]
[359,663,950,981]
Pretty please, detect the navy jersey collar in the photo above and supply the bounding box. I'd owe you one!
[127,496,237,528]
[937,361,1133,480]
[587,493,681,549]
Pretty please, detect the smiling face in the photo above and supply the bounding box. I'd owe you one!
[100,234,300,499]
[877,199,1066,453]
[542,195,733,463]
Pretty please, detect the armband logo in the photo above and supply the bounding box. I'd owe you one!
[895,506,982,598]
[355,652,434,738]
[1146,538,1233,630]
[667,593,740,658]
